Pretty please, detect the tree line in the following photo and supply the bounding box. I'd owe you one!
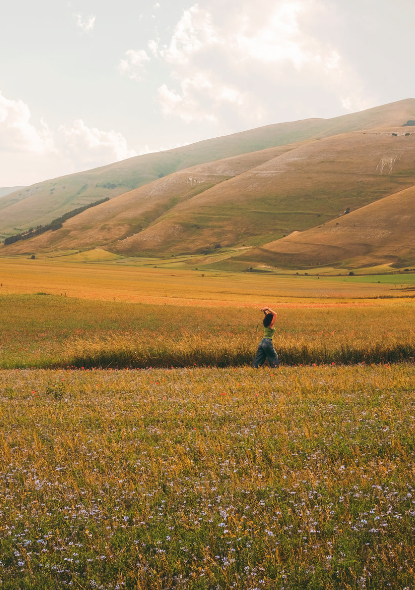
[3,198,109,246]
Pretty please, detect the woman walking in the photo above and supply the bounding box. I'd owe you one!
[252,306,279,369]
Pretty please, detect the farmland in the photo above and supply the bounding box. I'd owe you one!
[1,257,415,588]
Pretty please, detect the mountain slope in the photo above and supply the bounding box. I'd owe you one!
[110,127,415,255]
[1,145,302,253]
[1,98,414,239]
[0,187,26,199]
[4,125,415,261]
[240,184,415,269]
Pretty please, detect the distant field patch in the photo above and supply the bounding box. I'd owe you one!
[61,249,121,262]
[0,258,411,306]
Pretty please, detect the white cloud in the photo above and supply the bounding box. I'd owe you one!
[136,0,371,129]
[59,119,137,167]
[0,91,55,154]
[158,72,257,124]
[236,2,317,68]
[0,91,137,184]
[119,49,150,80]
[76,13,96,33]
[157,5,219,66]
[148,39,159,58]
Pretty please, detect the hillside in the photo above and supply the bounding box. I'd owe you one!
[4,124,415,264]
[109,128,415,256]
[0,187,26,199]
[1,98,414,240]
[238,184,415,269]
[0,144,304,254]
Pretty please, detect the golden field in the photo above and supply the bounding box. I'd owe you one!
[1,365,414,588]
[1,257,414,306]
[1,256,415,588]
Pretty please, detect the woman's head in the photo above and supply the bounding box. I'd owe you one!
[263,313,273,327]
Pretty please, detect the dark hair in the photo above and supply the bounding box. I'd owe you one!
[263,313,273,327]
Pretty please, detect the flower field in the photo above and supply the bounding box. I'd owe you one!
[1,364,414,589]
[1,288,415,588]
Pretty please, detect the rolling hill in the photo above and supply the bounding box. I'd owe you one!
[238,184,415,269]
[1,98,414,241]
[0,186,26,199]
[109,128,415,257]
[0,144,304,253]
[2,98,415,269]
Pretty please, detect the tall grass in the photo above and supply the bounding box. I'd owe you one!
[63,329,415,369]
[1,295,415,368]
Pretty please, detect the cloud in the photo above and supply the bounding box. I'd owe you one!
[138,1,371,129]
[0,91,137,184]
[76,13,96,33]
[157,73,256,124]
[58,119,137,168]
[0,91,55,154]
[156,5,219,66]
[119,49,150,80]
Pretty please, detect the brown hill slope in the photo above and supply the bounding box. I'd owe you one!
[4,125,415,259]
[1,145,301,254]
[1,98,414,239]
[109,128,415,255]
[241,184,415,269]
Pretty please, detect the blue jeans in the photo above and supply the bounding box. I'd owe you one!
[252,338,279,368]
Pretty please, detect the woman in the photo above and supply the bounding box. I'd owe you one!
[252,306,279,369]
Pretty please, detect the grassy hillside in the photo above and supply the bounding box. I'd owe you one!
[109,128,415,256]
[101,128,415,258]
[240,183,415,269]
[1,99,414,239]
[0,144,306,254]
[4,125,415,264]
[0,186,26,199]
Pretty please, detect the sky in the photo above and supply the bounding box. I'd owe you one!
[1,0,414,187]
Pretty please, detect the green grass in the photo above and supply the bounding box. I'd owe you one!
[1,364,414,588]
[332,274,415,285]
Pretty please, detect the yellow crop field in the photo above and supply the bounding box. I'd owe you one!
[1,256,415,588]
[0,257,413,306]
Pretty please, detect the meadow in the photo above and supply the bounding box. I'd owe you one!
[1,365,414,589]
[1,258,415,588]
[1,294,415,370]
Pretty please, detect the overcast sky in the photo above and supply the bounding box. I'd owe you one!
[1,0,414,186]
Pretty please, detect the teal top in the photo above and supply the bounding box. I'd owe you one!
[264,326,275,339]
